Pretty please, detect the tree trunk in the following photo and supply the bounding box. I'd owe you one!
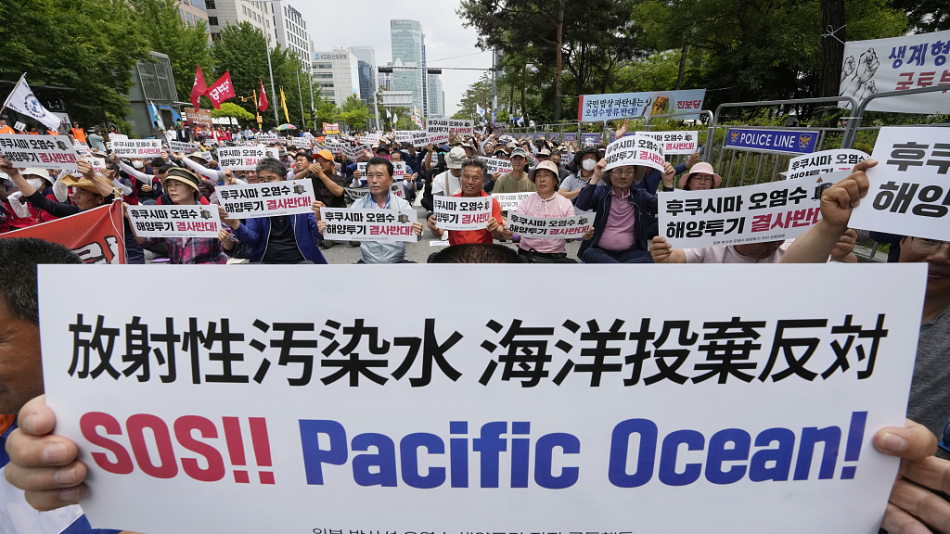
[508,83,515,114]
[819,0,846,97]
[675,44,688,90]
[553,2,565,122]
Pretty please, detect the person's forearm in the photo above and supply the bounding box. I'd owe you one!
[319,174,344,196]
[89,172,115,197]
[117,160,153,184]
[9,170,37,197]
[181,156,221,180]
[781,219,847,264]
[670,249,687,263]
[559,188,580,200]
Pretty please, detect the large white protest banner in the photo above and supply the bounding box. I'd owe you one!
[110,139,162,158]
[358,161,407,180]
[410,131,430,148]
[604,134,666,173]
[126,205,221,238]
[508,211,593,238]
[492,192,533,212]
[38,263,925,534]
[481,157,513,176]
[168,141,199,154]
[658,173,848,249]
[640,130,700,155]
[433,195,493,230]
[427,119,451,144]
[787,149,869,181]
[218,180,315,219]
[839,30,950,113]
[849,126,950,241]
[217,147,279,171]
[321,207,417,242]
[0,134,79,171]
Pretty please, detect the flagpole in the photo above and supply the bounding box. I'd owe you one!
[0,73,27,113]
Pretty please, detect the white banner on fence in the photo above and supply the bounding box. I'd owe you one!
[38,263,926,534]
[127,204,222,238]
[839,30,950,113]
[110,139,162,158]
[640,130,700,155]
[786,149,870,181]
[507,211,593,238]
[0,134,80,171]
[218,180,315,219]
[433,195,493,230]
[658,172,849,249]
[410,131,430,148]
[492,192,533,212]
[604,134,666,173]
[849,126,950,241]
[321,207,417,242]
[168,141,199,154]
[217,147,280,171]
[357,161,407,180]
[482,157,513,176]
[427,119,451,144]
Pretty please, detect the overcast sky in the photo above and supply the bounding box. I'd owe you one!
[294,0,492,116]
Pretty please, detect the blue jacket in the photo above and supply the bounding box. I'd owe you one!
[575,181,658,258]
[232,213,328,264]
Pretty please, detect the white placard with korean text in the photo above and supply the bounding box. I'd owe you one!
[38,263,926,534]
[507,211,593,239]
[640,130,700,155]
[0,134,79,171]
[410,131,430,148]
[217,147,280,171]
[849,126,950,240]
[395,131,412,143]
[291,137,312,149]
[433,195,493,231]
[126,204,222,238]
[110,139,162,158]
[787,149,870,181]
[427,119,451,144]
[492,192,533,212]
[218,180,315,219]
[658,172,849,249]
[482,157,513,176]
[604,134,666,173]
[169,141,199,154]
[321,207,417,242]
[256,134,278,143]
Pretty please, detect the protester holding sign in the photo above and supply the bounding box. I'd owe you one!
[219,158,327,264]
[318,157,422,264]
[427,158,506,245]
[679,162,722,191]
[431,147,466,198]
[492,147,535,194]
[781,158,950,443]
[0,157,112,219]
[560,146,601,210]
[293,149,345,209]
[125,168,233,264]
[574,155,661,263]
[511,161,580,263]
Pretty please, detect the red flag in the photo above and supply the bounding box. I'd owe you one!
[206,71,236,110]
[258,78,268,112]
[191,64,208,111]
[0,202,126,263]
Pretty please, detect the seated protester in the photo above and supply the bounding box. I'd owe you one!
[650,233,858,264]
[610,119,677,195]
[111,154,165,205]
[317,157,422,264]
[549,150,573,184]
[511,161,580,263]
[483,145,511,193]
[492,147,536,194]
[398,143,429,181]
[678,162,722,191]
[429,242,520,263]
[430,146,466,198]
[0,179,37,231]
[426,158,508,246]
[0,158,112,219]
[575,158,673,264]
[219,157,327,264]
[344,150,371,182]
[390,150,421,202]
[293,149,346,209]
[126,168,234,264]
[781,158,950,442]
[560,146,600,211]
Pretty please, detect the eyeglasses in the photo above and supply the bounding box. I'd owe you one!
[690,174,714,183]
[910,237,950,255]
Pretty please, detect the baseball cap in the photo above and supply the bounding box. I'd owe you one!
[446,147,467,169]
[510,147,528,159]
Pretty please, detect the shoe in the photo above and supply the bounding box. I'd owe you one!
[320,240,336,249]
[349,241,360,247]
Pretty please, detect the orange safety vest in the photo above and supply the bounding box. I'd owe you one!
[0,125,15,134]
[71,128,87,143]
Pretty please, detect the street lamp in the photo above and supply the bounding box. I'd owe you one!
[246,0,280,127]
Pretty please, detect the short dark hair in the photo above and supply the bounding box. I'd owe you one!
[295,149,312,160]
[460,158,486,177]
[429,243,519,264]
[256,157,287,178]
[0,238,82,325]
[365,156,393,177]
[150,157,165,168]
[158,164,174,174]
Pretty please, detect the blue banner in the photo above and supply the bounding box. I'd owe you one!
[724,128,819,154]
[581,133,601,146]
[562,133,576,143]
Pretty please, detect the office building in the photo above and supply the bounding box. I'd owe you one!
[390,19,425,115]
[427,74,444,117]
[312,50,360,105]
[273,2,312,63]
[349,46,378,105]
[176,0,210,37]
[206,0,275,48]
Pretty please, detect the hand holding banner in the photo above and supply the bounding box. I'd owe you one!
[604,134,665,173]
[433,196,493,231]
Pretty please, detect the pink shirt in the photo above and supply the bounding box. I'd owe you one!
[598,188,635,251]
[516,192,575,254]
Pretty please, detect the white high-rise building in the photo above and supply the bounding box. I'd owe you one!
[273,2,312,63]
[349,46,378,105]
[311,50,360,106]
[206,0,275,48]
[427,74,444,117]
[390,19,424,115]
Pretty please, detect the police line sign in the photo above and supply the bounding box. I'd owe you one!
[38,264,925,534]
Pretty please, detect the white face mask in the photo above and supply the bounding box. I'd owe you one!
[582,159,596,172]
[27,178,44,190]
[133,161,144,169]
